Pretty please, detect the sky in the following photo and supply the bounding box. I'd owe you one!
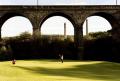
[0,0,117,37]
[0,0,119,5]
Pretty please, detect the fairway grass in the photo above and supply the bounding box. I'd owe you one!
[0,59,120,81]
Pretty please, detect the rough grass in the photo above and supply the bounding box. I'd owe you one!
[0,59,120,81]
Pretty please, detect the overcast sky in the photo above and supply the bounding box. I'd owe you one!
[0,0,119,5]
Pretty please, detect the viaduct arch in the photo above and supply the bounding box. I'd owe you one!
[0,5,120,59]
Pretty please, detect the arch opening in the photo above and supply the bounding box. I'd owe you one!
[41,14,74,41]
[1,16,33,38]
[83,16,112,36]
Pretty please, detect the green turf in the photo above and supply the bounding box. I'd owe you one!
[0,59,120,81]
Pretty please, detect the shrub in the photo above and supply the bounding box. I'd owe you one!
[84,32,111,40]
[0,43,12,61]
[83,31,117,61]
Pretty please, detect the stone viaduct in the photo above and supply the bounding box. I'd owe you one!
[0,5,120,59]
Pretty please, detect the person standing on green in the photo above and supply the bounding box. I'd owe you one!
[59,54,63,63]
